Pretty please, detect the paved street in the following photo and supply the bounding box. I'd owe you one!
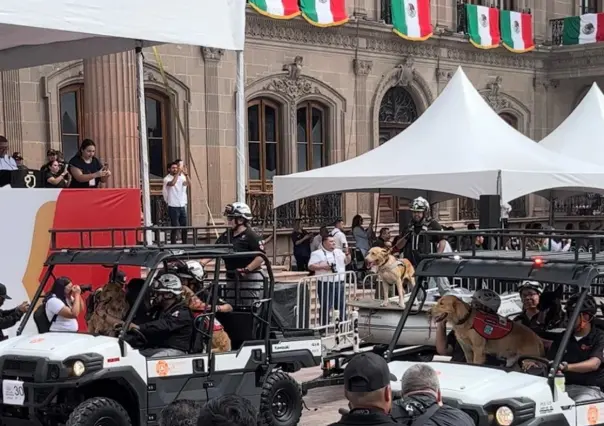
[293,367,347,425]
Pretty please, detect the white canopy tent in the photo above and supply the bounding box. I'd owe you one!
[0,0,246,225]
[273,67,604,208]
[0,0,245,69]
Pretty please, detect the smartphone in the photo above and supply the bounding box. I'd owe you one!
[102,163,109,171]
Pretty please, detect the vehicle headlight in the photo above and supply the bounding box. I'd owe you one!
[495,406,514,426]
[71,360,86,377]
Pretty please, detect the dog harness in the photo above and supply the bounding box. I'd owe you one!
[471,311,513,340]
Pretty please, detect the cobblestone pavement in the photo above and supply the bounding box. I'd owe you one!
[293,367,346,425]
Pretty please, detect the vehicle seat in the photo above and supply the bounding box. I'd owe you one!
[189,315,206,354]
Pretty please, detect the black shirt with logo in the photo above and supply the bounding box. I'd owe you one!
[68,155,103,188]
[216,227,265,272]
[329,408,398,426]
[547,326,604,387]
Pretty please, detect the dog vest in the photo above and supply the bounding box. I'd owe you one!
[471,311,513,340]
[192,311,224,331]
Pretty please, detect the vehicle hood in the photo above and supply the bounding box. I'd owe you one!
[388,361,549,405]
[0,332,122,361]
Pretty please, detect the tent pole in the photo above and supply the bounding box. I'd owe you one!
[136,45,152,236]
[272,209,277,265]
[548,192,555,227]
[235,50,246,203]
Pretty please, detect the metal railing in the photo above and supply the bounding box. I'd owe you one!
[246,191,342,229]
[151,194,170,226]
[552,194,604,217]
[458,197,528,221]
[550,18,564,46]
[457,1,531,34]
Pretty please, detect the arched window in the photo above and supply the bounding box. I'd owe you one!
[247,98,280,191]
[59,84,84,160]
[145,91,171,179]
[297,101,326,172]
[499,112,519,129]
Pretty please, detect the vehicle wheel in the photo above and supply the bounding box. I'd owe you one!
[66,396,131,426]
[259,370,303,426]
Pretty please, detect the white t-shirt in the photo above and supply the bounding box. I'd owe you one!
[310,234,323,252]
[330,229,348,251]
[0,155,17,171]
[45,297,79,332]
[308,247,347,281]
[162,174,188,207]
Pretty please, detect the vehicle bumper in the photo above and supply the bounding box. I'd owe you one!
[517,414,570,426]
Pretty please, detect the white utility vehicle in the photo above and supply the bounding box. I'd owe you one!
[0,227,322,426]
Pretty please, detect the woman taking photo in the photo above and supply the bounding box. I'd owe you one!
[43,160,71,188]
[68,139,111,188]
[45,277,83,332]
[351,215,372,257]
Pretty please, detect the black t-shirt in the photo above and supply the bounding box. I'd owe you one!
[292,230,311,258]
[446,330,504,366]
[514,311,548,336]
[328,408,398,426]
[216,227,265,271]
[547,326,604,387]
[373,238,388,248]
[137,301,193,352]
[68,155,103,188]
[402,218,443,265]
[43,170,67,188]
[392,394,475,426]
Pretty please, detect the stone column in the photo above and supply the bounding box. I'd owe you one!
[83,52,139,188]
[202,47,224,219]
[353,59,373,216]
[1,70,23,153]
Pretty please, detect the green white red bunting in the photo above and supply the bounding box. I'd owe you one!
[391,0,433,41]
[563,13,604,45]
[248,0,300,19]
[500,10,534,52]
[465,4,500,49]
[300,0,348,27]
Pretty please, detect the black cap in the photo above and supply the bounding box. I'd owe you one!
[344,353,396,393]
[0,284,12,300]
[110,270,127,285]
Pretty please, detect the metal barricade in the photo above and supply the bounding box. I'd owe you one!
[295,271,360,350]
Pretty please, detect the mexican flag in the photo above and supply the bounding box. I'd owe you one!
[300,0,349,27]
[391,0,433,41]
[248,0,301,19]
[500,10,534,52]
[465,4,500,49]
[562,13,604,45]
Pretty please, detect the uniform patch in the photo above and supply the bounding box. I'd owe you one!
[171,310,180,318]
[472,311,513,340]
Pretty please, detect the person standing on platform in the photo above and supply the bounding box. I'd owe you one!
[162,160,189,244]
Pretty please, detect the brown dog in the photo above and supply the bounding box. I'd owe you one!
[182,286,232,353]
[431,295,544,366]
[87,282,130,337]
[364,247,415,308]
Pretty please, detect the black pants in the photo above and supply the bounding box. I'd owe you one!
[168,206,188,244]
[295,255,309,271]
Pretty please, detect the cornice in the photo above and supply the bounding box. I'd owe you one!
[245,12,545,70]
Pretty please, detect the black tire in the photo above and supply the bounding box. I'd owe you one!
[66,396,131,426]
[259,370,303,426]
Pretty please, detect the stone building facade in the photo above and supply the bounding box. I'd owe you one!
[2,0,604,242]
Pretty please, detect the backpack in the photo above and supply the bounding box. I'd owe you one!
[33,300,57,333]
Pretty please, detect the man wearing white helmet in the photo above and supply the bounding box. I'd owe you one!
[201,202,266,307]
[514,280,560,334]
[125,273,193,357]
[435,289,504,366]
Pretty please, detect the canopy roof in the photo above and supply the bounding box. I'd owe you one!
[0,0,245,70]
[273,67,604,208]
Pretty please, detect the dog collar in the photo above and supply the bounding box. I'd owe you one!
[456,310,472,325]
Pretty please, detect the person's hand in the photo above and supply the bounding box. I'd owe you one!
[436,319,446,329]
[521,360,539,371]
[72,285,82,295]
[128,323,139,330]
[61,170,68,177]
[93,170,103,178]
[558,361,569,373]
[182,165,188,175]
[17,301,29,313]
[100,169,111,177]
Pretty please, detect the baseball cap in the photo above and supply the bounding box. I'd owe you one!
[0,283,12,300]
[344,353,396,392]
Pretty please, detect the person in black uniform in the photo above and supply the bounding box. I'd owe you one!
[201,202,265,307]
[329,352,398,426]
[124,273,193,358]
[0,283,29,341]
[546,294,604,402]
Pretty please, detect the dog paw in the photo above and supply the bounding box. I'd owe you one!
[397,301,406,309]
[380,300,389,307]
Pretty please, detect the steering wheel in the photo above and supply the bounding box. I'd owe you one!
[114,323,148,345]
[517,355,552,377]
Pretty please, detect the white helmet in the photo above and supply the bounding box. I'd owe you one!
[518,280,543,294]
[472,288,501,312]
[184,260,205,282]
[411,197,429,212]
[224,202,253,221]
[153,273,183,296]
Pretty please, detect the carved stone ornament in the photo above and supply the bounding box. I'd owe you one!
[283,56,303,80]
[533,76,559,90]
[435,67,453,81]
[263,77,319,102]
[482,76,508,111]
[201,47,224,62]
[353,59,373,76]
[394,57,414,87]
[145,71,157,82]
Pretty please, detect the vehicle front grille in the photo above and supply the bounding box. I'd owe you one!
[461,409,480,425]
[2,358,39,380]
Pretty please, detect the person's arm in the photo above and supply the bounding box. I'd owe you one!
[564,335,604,373]
[342,249,352,265]
[0,303,27,330]
[308,250,329,272]
[70,164,101,183]
[181,166,189,187]
[48,290,83,319]
[241,232,266,272]
[165,173,180,187]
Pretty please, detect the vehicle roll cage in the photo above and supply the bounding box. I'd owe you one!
[387,228,603,400]
[17,227,277,361]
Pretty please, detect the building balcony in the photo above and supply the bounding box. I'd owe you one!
[456,1,531,35]
[246,191,342,229]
